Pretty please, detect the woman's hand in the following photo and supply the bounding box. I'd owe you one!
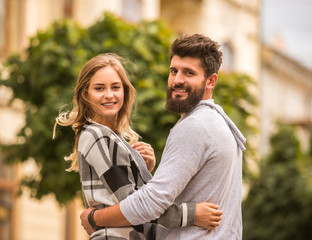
[194,202,222,230]
[132,142,156,172]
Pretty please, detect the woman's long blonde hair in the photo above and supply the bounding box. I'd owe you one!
[53,53,139,172]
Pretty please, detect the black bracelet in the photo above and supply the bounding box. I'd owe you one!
[88,209,101,231]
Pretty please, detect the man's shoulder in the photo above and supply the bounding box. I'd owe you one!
[182,105,216,124]
[172,105,225,139]
[171,111,209,138]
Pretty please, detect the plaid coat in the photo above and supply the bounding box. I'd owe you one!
[78,123,195,240]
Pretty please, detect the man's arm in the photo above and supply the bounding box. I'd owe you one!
[130,141,223,230]
[80,119,222,233]
[119,120,209,225]
[80,201,222,235]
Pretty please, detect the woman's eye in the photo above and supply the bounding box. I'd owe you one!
[95,87,103,91]
[112,86,120,90]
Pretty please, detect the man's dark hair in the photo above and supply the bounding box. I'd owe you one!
[170,34,223,78]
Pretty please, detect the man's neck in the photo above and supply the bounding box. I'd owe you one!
[180,97,214,118]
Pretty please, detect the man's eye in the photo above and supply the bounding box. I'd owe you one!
[186,71,194,76]
[170,69,177,74]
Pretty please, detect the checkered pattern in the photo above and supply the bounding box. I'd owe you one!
[78,123,195,240]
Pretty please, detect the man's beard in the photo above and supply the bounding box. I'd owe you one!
[166,81,206,114]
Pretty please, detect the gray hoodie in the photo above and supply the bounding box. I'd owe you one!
[120,99,245,240]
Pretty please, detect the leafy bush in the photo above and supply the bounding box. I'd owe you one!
[243,124,312,240]
[1,13,256,204]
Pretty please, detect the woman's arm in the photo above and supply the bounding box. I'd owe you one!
[151,202,222,230]
[194,202,222,230]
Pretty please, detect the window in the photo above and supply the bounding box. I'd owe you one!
[0,0,6,57]
[122,0,142,23]
[221,42,234,73]
[64,0,73,18]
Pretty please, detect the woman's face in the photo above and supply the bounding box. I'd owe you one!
[87,66,124,128]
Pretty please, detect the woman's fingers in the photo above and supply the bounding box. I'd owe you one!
[132,141,156,172]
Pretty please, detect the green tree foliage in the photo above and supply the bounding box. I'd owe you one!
[0,13,256,204]
[243,123,312,240]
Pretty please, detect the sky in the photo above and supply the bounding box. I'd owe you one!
[261,0,312,69]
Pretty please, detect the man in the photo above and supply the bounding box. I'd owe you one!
[81,34,246,239]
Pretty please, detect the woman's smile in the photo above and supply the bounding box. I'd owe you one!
[88,66,124,128]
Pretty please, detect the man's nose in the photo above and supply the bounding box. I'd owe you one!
[173,72,185,85]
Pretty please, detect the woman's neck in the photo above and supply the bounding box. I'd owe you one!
[91,117,117,132]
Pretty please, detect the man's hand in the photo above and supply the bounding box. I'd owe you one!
[80,207,95,235]
[194,202,222,231]
[132,141,156,172]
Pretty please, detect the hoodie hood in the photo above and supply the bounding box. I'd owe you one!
[198,99,246,151]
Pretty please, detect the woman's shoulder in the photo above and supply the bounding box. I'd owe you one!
[78,123,117,153]
[81,122,114,140]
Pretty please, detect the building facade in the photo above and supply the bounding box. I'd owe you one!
[261,45,312,154]
[160,0,261,79]
[1,0,311,240]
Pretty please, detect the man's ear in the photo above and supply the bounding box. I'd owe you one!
[206,73,218,88]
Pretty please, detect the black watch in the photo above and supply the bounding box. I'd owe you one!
[88,209,101,230]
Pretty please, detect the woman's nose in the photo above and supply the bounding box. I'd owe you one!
[104,89,113,98]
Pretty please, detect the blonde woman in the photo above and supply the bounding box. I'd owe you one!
[54,53,222,240]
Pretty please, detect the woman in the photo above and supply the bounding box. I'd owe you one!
[53,53,222,239]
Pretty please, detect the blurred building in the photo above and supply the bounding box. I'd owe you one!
[261,45,312,153]
[0,0,311,240]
